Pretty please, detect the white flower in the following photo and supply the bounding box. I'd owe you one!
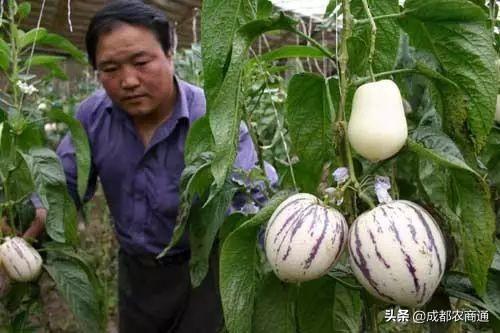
[38,102,48,111]
[44,123,57,133]
[16,81,38,95]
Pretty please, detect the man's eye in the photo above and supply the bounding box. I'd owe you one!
[134,60,149,67]
[101,67,117,73]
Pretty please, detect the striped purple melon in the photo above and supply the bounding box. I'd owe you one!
[264,193,348,283]
[0,263,11,296]
[348,200,446,307]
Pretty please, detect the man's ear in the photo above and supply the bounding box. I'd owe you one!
[96,70,104,82]
[165,49,174,58]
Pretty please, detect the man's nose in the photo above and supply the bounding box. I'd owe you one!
[120,66,140,89]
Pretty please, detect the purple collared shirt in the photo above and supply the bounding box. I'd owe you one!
[56,79,258,255]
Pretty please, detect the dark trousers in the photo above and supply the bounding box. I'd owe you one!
[118,250,223,333]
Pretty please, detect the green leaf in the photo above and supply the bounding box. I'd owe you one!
[209,14,297,189]
[48,108,90,201]
[442,271,500,319]
[4,151,35,204]
[404,0,487,21]
[158,158,214,259]
[286,73,334,193]
[18,28,48,50]
[45,259,105,333]
[332,283,363,333]
[201,0,243,107]
[38,33,86,63]
[482,270,500,319]
[482,128,500,187]
[24,54,65,67]
[419,153,496,297]
[492,241,500,272]
[0,122,13,176]
[253,274,295,333]
[256,45,324,63]
[415,61,459,89]
[0,120,3,140]
[162,117,214,252]
[401,2,497,151]
[19,148,77,243]
[21,55,68,80]
[16,2,31,20]
[349,0,400,76]
[418,160,460,232]
[219,213,248,243]
[240,0,258,23]
[45,242,107,317]
[256,0,273,19]
[408,127,479,176]
[185,116,214,166]
[189,181,238,287]
[296,277,336,333]
[220,191,289,333]
[324,0,338,18]
[16,122,44,151]
[0,38,10,72]
[451,170,496,295]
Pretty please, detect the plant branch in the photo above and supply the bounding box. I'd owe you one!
[249,49,298,191]
[354,10,412,25]
[341,121,376,209]
[390,160,399,200]
[291,27,336,62]
[338,0,352,123]
[329,274,363,291]
[362,291,379,333]
[7,0,19,108]
[352,68,416,86]
[490,0,497,38]
[361,0,377,82]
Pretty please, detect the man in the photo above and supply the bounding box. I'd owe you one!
[26,0,266,331]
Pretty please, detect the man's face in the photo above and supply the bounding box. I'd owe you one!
[95,23,174,118]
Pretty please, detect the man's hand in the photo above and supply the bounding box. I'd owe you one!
[22,208,47,241]
[0,216,13,235]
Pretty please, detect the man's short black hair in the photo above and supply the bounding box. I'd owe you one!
[86,0,173,69]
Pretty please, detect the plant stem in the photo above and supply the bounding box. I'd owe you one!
[249,48,298,191]
[352,68,416,86]
[358,191,376,209]
[362,292,379,333]
[490,0,497,38]
[354,10,413,25]
[336,0,377,212]
[0,175,14,233]
[391,160,399,200]
[370,305,379,333]
[341,121,376,209]
[7,0,19,109]
[338,0,352,123]
[361,0,376,82]
[291,283,300,333]
[409,308,424,333]
[328,274,363,290]
[291,27,336,61]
